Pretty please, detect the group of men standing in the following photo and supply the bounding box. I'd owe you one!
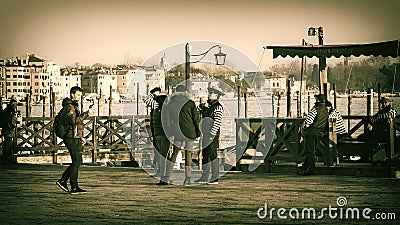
[144,84,224,186]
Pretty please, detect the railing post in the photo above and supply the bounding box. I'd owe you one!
[130,116,135,161]
[387,118,395,176]
[235,118,241,171]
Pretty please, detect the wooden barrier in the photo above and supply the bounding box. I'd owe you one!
[235,117,399,172]
[11,115,152,164]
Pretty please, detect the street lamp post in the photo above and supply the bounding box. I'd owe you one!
[308,26,327,95]
[185,43,227,92]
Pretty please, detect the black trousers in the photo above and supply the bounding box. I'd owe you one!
[61,138,83,189]
[153,135,170,179]
[303,133,322,173]
[200,135,220,180]
[2,137,15,164]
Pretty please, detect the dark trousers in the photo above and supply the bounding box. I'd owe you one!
[200,135,219,181]
[303,133,322,173]
[61,138,83,189]
[166,140,194,178]
[153,135,170,179]
[2,137,15,164]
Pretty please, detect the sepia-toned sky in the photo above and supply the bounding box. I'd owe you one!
[0,0,399,70]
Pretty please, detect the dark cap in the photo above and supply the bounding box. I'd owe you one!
[314,94,326,102]
[208,87,225,96]
[175,85,187,92]
[150,87,162,94]
[379,97,392,103]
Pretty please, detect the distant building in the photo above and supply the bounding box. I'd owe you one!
[1,54,61,102]
[264,74,287,95]
[160,53,169,70]
[191,78,219,98]
[59,67,83,99]
[120,69,146,100]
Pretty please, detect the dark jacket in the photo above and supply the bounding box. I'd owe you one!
[0,105,17,137]
[165,92,200,141]
[199,99,223,136]
[303,102,329,135]
[61,98,89,139]
[151,95,168,137]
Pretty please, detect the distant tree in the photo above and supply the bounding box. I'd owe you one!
[379,63,400,92]
[165,76,184,88]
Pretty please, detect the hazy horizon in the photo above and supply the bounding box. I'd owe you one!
[1,0,399,70]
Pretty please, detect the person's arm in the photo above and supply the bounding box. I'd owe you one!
[7,111,17,130]
[210,105,223,136]
[303,107,317,128]
[143,93,158,110]
[334,110,347,134]
[64,105,88,126]
[371,108,396,123]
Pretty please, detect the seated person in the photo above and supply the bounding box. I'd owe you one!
[357,97,396,143]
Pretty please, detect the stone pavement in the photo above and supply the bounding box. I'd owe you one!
[0,163,399,224]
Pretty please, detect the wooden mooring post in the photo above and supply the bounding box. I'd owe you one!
[378,83,381,110]
[296,91,301,118]
[244,92,248,118]
[271,93,275,117]
[367,88,373,116]
[109,85,112,116]
[276,94,281,117]
[237,85,241,118]
[347,89,352,129]
[286,79,291,117]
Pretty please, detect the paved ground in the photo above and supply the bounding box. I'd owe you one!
[0,163,399,225]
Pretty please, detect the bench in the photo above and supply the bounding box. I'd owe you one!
[338,139,388,162]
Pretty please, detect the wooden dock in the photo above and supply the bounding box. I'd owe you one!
[0,163,399,224]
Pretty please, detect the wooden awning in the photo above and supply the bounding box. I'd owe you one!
[265,40,400,58]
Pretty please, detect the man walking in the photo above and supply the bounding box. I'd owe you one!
[56,86,92,194]
[164,85,200,186]
[195,87,224,185]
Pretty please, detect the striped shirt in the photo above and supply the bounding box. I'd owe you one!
[329,109,346,134]
[370,107,396,124]
[143,93,158,110]
[210,105,224,136]
[303,107,317,128]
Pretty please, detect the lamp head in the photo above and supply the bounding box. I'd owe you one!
[308,27,316,36]
[214,51,226,65]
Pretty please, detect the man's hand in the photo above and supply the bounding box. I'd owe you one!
[88,106,94,115]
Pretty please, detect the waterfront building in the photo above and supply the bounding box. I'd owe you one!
[264,74,287,96]
[59,68,82,99]
[0,54,61,102]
